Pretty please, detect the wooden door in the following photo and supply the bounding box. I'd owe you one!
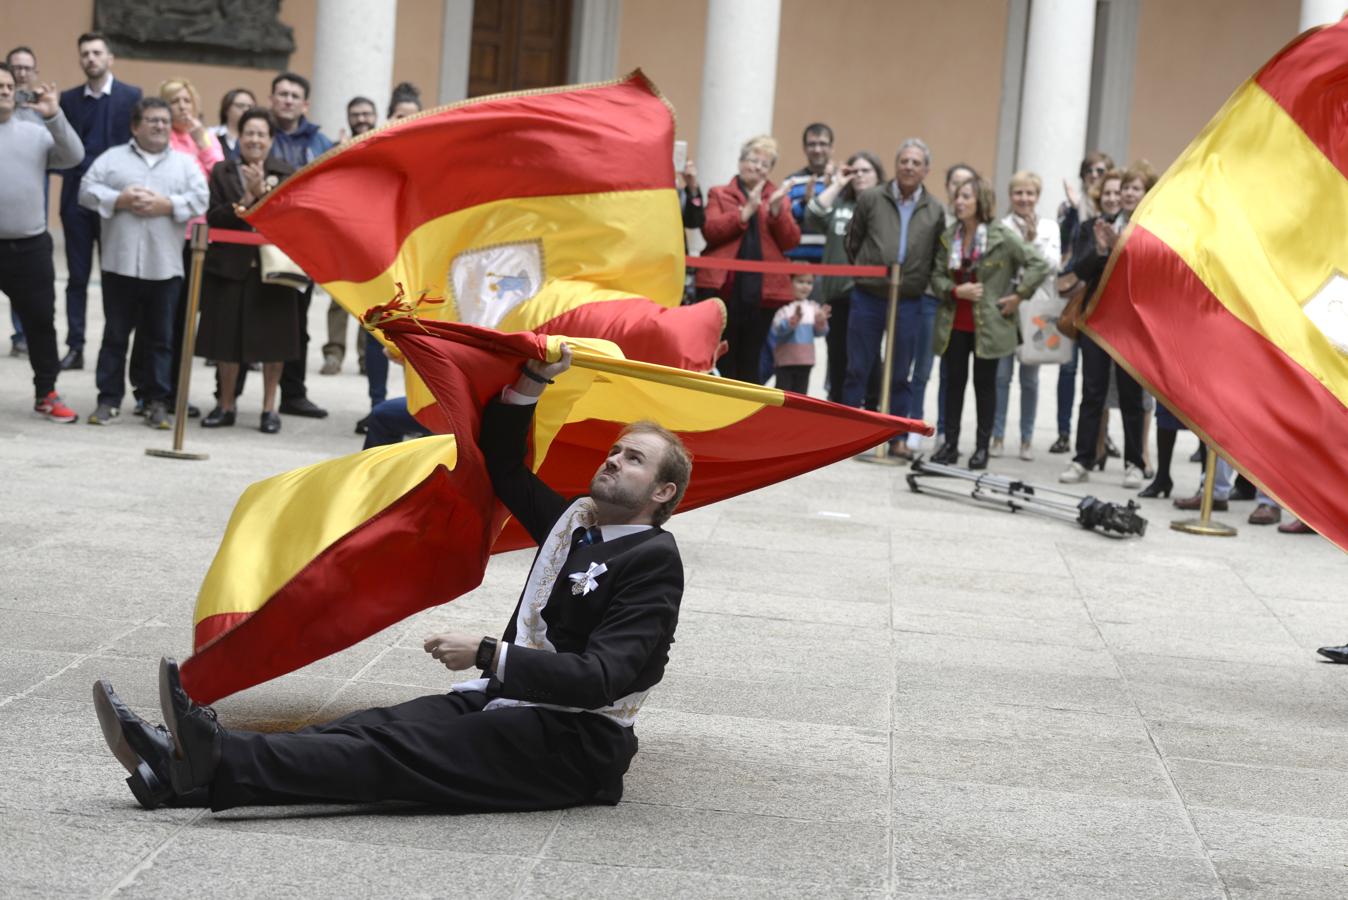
[469,0,573,98]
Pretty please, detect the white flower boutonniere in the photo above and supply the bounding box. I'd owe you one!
[569,562,607,596]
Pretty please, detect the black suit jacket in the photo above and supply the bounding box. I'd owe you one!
[203,157,296,280]
[478,399,683,711]
[57,79,142,209]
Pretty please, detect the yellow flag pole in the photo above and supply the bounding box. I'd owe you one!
[1171,447,1237,536]
[147,222,210,461]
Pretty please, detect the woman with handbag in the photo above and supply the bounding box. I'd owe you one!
[929,175,1050,469]
[1058,169,1147,486]
[195,108,301,434]
[695,135,800,383]
[992,171,1062,461]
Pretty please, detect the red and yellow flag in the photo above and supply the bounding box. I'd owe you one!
[1087,19,1348,551]
[181,323,929,703]
[244,71,696,415]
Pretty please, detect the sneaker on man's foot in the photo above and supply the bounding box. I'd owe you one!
[34,391,77,424]
[10,339,27,358]
[88,404,121,425]
[1059,462,1089,484]
[1122,464,1144,489]
[989,437,1004,458]
[320,353,341,376]
[146,402,172,430]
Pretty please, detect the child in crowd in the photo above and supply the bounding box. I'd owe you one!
[770,273,829,394]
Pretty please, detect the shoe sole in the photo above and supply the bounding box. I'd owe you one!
[34,412,78,424]
[93,680,143,776]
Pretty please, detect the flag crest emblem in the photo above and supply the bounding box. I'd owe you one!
[451,240,545,327]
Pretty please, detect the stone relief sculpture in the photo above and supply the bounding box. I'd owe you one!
[94,0,295,68]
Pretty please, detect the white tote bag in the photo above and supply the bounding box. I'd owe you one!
[1016,285,1074,365]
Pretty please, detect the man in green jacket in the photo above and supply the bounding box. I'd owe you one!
[843,138,945,438]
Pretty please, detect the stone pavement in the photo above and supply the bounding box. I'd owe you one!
[1,285,1346,899]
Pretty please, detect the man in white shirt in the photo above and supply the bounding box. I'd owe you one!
[79,96,206,429]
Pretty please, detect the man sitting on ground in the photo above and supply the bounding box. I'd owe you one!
[94,344,693,813]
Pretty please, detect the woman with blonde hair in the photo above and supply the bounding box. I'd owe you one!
[930,175,1050,469]
[696,135,800,382]
[160,77,224,177]
[992,170,1061,460]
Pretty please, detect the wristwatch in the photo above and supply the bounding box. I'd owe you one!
[475,636,498,672]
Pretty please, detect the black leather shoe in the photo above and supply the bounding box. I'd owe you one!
[159,657,224,794]
[259,411,281,434]
[1048,434,1071,454]
[968,448,989,470]
[1317,644,1348,663]
[1137,476,1173,499]
[93,679,207,809]
[201,407,236,428]
[187,404,201,419]
[354,414,370,435]
[60,349,84,370]
[930,443,960,465]
[279,397,328,418]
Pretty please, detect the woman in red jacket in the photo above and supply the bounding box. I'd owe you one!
[695,135,801,383]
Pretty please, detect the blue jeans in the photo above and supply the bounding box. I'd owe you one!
[365,336,389,406]
[362,397,432,449]
[843,289,933,418]
[95,272,179,407]
[993,354,1039,444]
[1056,341,1080,436]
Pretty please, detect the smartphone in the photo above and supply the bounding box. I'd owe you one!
[15,89,38,105]
[673,140,688,173]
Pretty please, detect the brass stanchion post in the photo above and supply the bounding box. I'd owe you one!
[147,222,210,461]
[856,263,905,466]
[1171,447,1236,536]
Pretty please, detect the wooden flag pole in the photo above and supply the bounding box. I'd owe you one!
[1170,447,1236,536]
[147,222,210,461]
[856,264,905,466]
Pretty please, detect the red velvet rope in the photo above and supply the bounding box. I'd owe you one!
[188,219,892,277]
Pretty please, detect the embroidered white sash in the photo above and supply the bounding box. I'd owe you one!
[462,498,650,727]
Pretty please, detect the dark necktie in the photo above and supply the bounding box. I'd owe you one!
[574,525,604,547]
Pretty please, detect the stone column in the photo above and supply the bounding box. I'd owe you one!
[439,0,475,104]
[311,0,398,142]
[569,0,623,84]
[1015,0,1096,218]
[695,0,781,189]
[1300,0,1343,30]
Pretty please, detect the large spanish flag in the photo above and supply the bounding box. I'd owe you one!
[181,322,930,703]
[1086,18,1348,551]
[244,71,699,416]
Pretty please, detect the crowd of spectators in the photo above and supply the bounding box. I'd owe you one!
[0,33,1314,533]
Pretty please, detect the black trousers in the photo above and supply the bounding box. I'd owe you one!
[714,298,773,384]
[279,283,315,402]
[95,273,179,407]
[774,364,811,394]
[60,204,100,351]
[941,329,998,452]
[0,233,61,399]
[208,691,638,813]
[1073,333,1145,469]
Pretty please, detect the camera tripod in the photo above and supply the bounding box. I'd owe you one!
[906,458,1148,537]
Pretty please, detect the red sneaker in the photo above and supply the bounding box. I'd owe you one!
[34,391,77,424]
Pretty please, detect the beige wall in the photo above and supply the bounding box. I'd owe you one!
[0,0,441,133]
[0,0,1304,196]
[1128,0,1300,168]
[620,0,1008,190]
